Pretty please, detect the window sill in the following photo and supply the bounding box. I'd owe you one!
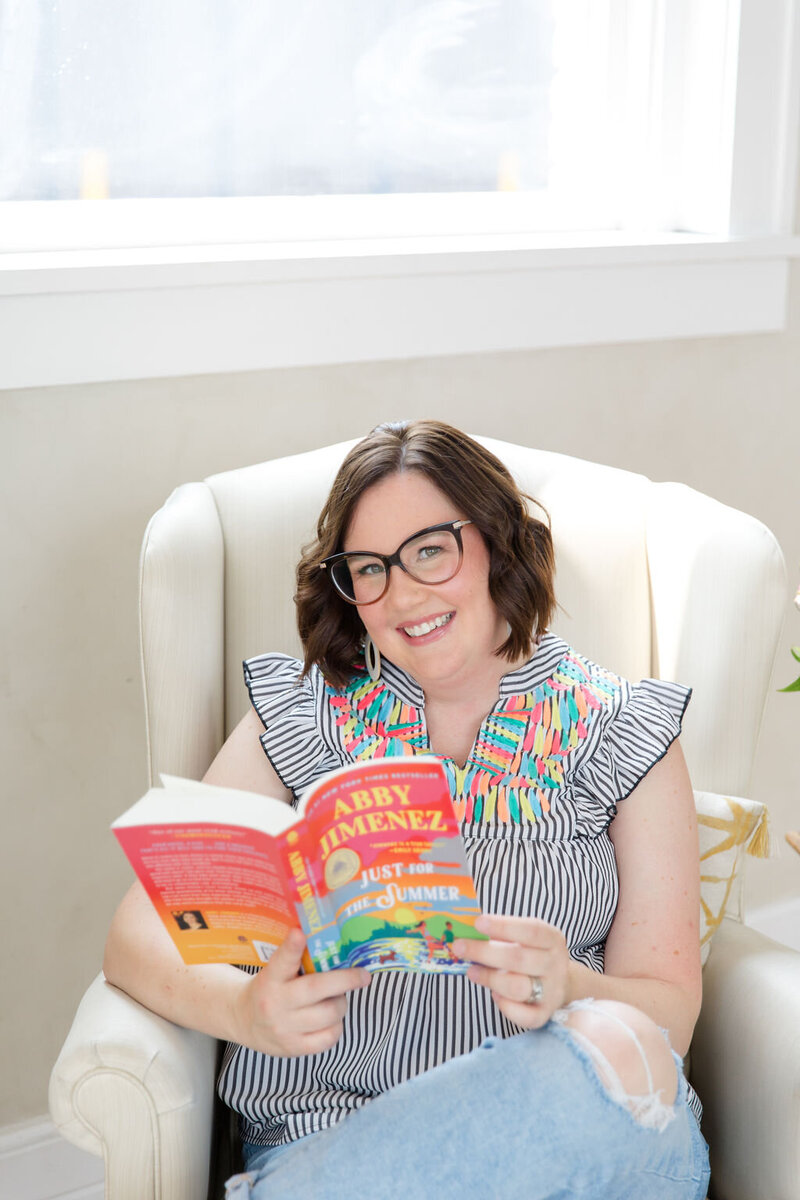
[1,232,798,390]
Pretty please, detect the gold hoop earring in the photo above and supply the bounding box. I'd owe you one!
[364,634,381,682]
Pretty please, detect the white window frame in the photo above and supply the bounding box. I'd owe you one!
[1,0,799,391]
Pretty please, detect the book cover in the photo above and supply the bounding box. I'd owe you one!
[112,756,485,973]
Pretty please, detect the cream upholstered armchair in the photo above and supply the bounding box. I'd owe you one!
[50,436,800,1200]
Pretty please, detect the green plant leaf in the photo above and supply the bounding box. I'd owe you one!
[778,674,800,692]
[791,646,800,663]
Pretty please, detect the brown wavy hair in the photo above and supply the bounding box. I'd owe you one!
[296,420,556,688]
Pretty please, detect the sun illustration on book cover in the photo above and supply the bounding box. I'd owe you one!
[324,847,362,889]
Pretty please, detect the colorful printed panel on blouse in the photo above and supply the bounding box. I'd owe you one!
[325,653,622,826]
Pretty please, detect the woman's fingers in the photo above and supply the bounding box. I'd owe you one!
[489,988,554,1029]
[290,992,348,1034]
[239,928,372,1056]
[292,964,372,1008]
[453,913,570,1023]
[465,960,556,1028]
[262,929,370,1002]
[476,912,565,950]
[464,962,544,1002]
[455,937,557,976]
[265,926,310,979]
[285,969,371,1049]
[453,916,564,975]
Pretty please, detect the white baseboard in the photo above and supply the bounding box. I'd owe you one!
[0,1117,104,1200]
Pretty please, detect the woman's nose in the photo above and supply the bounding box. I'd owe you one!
[386,564,432,603]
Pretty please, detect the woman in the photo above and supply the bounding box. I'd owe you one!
[105,420,710,1198]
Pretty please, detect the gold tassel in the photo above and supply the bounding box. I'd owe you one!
[746,807,771,859]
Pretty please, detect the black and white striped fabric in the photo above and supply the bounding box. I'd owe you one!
[218,633,695,1145]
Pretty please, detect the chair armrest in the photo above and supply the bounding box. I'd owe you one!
[691,919,800,1200]
[49,973,219,1200]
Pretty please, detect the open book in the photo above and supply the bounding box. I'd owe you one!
[112,756,485,974]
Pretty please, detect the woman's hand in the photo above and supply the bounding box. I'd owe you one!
[233,928,372,1057]
[452,745,703,1054]
[453,914,570,1027]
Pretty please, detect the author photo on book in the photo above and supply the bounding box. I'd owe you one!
[104,419,711,1198]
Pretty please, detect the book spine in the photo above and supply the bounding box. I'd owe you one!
[282,834,327,972]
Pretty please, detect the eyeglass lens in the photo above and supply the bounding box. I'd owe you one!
[331,527,463,603]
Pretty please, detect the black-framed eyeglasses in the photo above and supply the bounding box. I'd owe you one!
[319,519,473,606]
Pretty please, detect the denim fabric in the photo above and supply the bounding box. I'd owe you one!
[225,1021,710,1200]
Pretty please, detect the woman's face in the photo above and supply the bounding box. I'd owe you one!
[343,471,507,694]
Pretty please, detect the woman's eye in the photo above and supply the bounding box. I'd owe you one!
[355,560,385,577]
[416,542,443,560]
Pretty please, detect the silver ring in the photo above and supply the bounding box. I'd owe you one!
[525,976,544,1005]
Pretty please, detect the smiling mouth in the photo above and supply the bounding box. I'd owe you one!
[400,612,454,639]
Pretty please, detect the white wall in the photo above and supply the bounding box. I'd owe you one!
[2,268,799,1127]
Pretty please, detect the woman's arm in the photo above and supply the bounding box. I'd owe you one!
[567,737,702,1052]
[200,706,291,795]
[103,708,370,1055]
[453,740,702,1056]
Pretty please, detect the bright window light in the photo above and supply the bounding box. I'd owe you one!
[0,0,744,247]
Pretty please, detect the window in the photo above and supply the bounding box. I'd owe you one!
[0,0,798,388]
[3,1,557,204]
[1,0,760,239]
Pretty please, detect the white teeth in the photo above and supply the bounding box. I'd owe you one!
[402,613,453,638]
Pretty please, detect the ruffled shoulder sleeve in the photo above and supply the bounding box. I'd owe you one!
[573,674,691,821]
[243,652,341,805]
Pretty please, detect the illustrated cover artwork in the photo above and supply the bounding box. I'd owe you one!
[112,756,485,974]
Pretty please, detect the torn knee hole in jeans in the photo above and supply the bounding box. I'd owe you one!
[553,1001,678,1133]
[224,1171,257,1199]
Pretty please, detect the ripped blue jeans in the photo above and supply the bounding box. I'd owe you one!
[225,1001,710,1200]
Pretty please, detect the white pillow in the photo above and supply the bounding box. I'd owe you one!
[695,790,771,965]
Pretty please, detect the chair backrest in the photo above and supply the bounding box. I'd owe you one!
[139,435,786,797]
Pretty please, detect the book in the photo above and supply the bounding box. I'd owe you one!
[112,756,486,974]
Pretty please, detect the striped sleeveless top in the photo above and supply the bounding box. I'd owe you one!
[218,633,694,1145]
